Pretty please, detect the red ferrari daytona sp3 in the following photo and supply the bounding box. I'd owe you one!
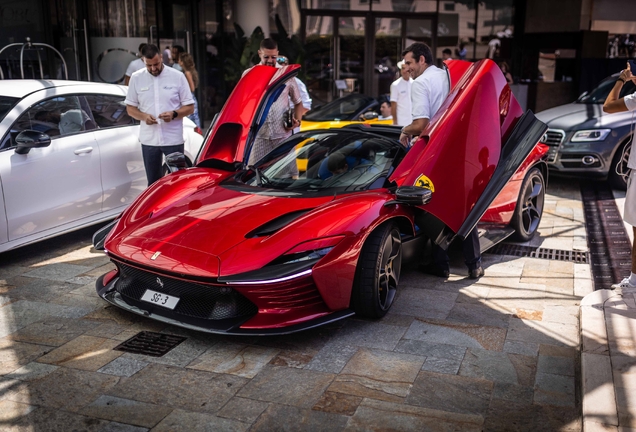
[93,59,549,335]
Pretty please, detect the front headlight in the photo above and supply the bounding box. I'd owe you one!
[277,247,334,265]
[571,129,611,142]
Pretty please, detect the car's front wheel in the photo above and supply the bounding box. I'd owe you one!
[510,167,545,242]
[609,141,630,191]
[352,222,402,318]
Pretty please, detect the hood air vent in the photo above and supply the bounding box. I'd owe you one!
[245,209,313,238]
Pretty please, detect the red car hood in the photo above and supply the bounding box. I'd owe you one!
[106,172,334,278]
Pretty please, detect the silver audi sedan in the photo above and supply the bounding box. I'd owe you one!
[0,80,204,253]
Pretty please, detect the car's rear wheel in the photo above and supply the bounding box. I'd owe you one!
[609,141,630,191]
[353,222,402,318]
[510,167,545,242]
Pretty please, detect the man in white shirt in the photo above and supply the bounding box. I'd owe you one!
[389,61,412,126]
[400,42,483,279]
[124,43,147,86]
[125,44,194,186]
[399,43,450,147]
[604,62,636,289]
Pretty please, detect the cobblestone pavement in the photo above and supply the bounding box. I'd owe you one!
[0,177,588,431]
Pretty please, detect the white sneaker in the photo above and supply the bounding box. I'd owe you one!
[611,277,636,290]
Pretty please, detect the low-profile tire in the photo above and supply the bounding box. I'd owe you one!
[609,141,630,191]
[352,222,402,318]
[510,167,545,242]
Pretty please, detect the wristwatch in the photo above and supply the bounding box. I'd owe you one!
[172,110,178,119]
[618,77,626,84]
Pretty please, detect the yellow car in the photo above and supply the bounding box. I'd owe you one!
[297,94,393,171]
[300,93,394,131]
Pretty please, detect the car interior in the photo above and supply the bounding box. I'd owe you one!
[239,131,406,193]
[0,94,137,151]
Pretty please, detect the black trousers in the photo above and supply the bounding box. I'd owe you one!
[141,143,184,186]
[432,228,481,271]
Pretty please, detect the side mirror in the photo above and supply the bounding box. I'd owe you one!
[165,152,188,173]
[395,186,432,205]
[577,91,588,101]
[15,130,51,155]
[362,111,379,121]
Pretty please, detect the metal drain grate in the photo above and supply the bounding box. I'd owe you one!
[487,243,589,263]
[113,331,187,357]
[581,181,632,290]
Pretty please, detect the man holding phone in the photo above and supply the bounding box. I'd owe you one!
[126,44,194,186]
[604,61,636,289]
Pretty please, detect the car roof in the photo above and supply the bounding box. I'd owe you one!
[0,79,125,99]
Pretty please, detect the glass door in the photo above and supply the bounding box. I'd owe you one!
[374,17,402,97]
[303,12,436,102]
[172,3,192,54]
[304,15,334,104]
[159,1,194,64]
[337,16,366,98]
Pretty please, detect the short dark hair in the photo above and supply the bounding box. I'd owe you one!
[260,38,278,51]
[402,42,433,66]
[172,45,185,62]
[141,44,160,59]
[442,48,452,55]
[327,152,347,173]
[138,43,147,52]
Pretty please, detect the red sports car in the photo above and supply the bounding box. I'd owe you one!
[93,59,548,335]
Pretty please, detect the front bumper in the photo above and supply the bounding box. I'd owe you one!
[95,266,354,336]
[542,128,617,177]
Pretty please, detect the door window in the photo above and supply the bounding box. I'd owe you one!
[0,95,96,150]
[85,94,137,128]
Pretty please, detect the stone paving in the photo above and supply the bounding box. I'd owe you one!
[0,177,589,431]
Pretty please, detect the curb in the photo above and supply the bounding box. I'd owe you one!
[580,289,620,431]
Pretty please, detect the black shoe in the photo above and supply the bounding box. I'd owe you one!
[422,264,450,278]
[469,266,484,279]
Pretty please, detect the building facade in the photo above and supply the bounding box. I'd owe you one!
[0,0,633,125]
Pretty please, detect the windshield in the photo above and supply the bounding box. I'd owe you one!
[0,96,18,122]
[577,76,636,104]
[227,130,405,196]
[304,94,377,122]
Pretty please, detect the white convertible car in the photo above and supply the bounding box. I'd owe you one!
[0,80,204,253]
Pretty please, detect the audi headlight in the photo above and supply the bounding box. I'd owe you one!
[571,129,611,142]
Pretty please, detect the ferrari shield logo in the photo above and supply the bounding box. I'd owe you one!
[150,251,161,260]
[414,174,435,192]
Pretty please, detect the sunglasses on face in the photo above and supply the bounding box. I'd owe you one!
[276,57,287,65]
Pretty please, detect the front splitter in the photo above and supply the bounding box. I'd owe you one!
[95,274,355,336]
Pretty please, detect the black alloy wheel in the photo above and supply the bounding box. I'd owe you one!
[609,141,630,191]
[353,222,402,318]
[511,167,545,242]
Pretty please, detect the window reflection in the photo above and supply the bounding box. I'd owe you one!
[372,0,437,12]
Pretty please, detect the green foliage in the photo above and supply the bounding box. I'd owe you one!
[272,14,307,80]
[219,23,264,89]
[215,14,308,92]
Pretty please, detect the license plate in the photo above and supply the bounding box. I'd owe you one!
[140,289,180,310]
